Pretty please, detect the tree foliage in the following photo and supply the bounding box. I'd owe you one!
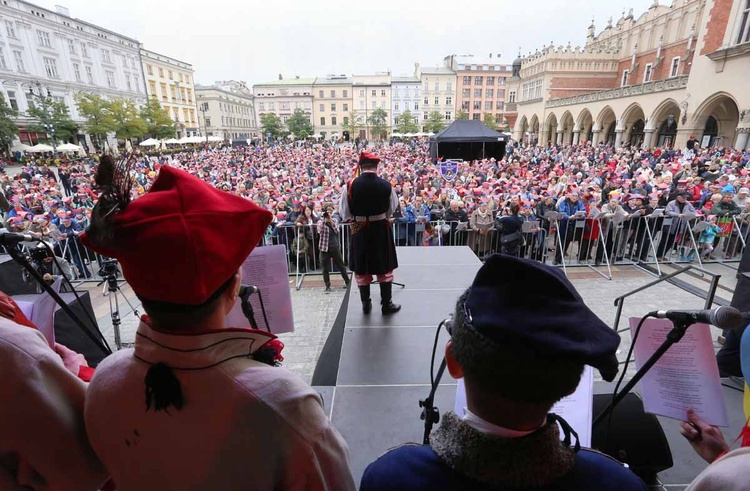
[74,93,115,148]
[483,113,498,130]
[0,93,18,152]
[27,99,77,144]
[394,110,419,135]
[109,99,147,141]
[455,110,469,120]
[139,97,176,139]
[260,112,283,140]
[367,108,389,140]
[423,111,446,134]
[286,108,313,138]
[342,111,362,139]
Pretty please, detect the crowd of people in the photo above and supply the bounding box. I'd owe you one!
[2,139,749,278]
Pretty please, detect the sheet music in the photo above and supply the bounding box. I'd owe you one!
[225,245,295,334]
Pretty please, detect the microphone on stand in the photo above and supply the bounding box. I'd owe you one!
[0,232,40,245]
[648,306,747,330]
[239,285,261,331]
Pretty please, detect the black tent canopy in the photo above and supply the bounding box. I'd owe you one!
[429,120,507,161]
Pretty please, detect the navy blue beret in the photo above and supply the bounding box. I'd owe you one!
[464,254,621,381]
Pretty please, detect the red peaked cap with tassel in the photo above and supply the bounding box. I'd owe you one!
[359,151,381,165]
[81,166,273,306]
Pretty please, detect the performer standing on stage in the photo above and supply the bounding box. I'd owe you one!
[340,152,401,315]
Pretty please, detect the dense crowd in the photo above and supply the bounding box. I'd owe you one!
[2,140,749,276]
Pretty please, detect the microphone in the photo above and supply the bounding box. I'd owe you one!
[0,232,40,245]
[649,306,747,330]
[239,285,259,297]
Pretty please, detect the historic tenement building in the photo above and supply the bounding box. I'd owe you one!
[507,0,750,150]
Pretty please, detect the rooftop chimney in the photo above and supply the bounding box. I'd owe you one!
[55,5,70,16]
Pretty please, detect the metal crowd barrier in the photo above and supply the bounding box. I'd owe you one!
[54,211,749,289]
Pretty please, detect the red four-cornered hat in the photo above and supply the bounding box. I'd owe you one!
[81,166,272,306]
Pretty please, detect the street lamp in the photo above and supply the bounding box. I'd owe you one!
[199,101,209,144]
[28,81,58,157]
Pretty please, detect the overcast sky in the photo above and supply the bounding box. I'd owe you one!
[37,0,657,85]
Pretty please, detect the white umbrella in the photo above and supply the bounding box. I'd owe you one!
[177,136,192,144]
[186,136,205,144]
[10,142,32,152]
[163,138,181,145]
[207,136,223,142]
[139,138,160,146]
[28,143,54,153]
[160,140,167,151]
[57,143,83,153]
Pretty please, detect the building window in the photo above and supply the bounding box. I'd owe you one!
[414,102,418,110]
[433,82,439,91]
[125,74,132,90]
[461,101,469,110]
[359,100,365,110]
[508,91,516,103]
[6,90,17,110]
[621,69,629,87]
[472,113,480,120]
[146,65,153,76]
[486,76,495,85]
[446,97,452,105]
[0,48,6,70]
[280,102,290,110]
[320,117,326,125]
[148,80,156,94]
[445,112,451,121]
[498,77,506,86]
[736,0,750,44]
[447,82,452,91]
[669,57,680,77]
[496,101,504,110]
[381,89,386,96]
[371,89,376,97]
[259,102,265,110]
[474,76,483,85]
[332,116,337,125]
[343,116,349,125]
[81,43,88,57]
[25,92,34,110]
[473,101,481,110]
[319,90,324,98]
[43,57,59,78]
[484,101,492,110]
[5,21,16,39]
[331,103,336,111]
[319,103,324,111]
[105,70,116,88]
[134,77,139,92]
[461,88,470,97]
[643,63,653,83]
[67,39,76,54]
[424,96,428,105]
[359,89,364,97]
[424,111,429,121]
[434,96,439,105]
[86,65,94,84]
[73,63,82,82]
[122,56,128,68]
[331,90,336,97]
[343,90,348,97]
[343,103,348,111]
[179,73,183,82]
[404,102,409,110]
[36,30,51,47]
[497,88,505,98]
[158,67,164,78]
[474,88,482,98]
[12,50,24,72]
[205,116,211,127]
[394,102,399,111]
[268,102,275,110]
[463,76,471,85]
[485,89,494,98]
[101,49,111,63]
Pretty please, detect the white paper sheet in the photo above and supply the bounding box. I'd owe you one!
[454,365,594,447]
[629,317,729,427]
[12,276,63,348]
[225,245,295,334]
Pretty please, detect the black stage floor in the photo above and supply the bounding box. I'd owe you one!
[314,246,746,490]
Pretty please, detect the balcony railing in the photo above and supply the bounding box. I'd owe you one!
[545,75,689,108]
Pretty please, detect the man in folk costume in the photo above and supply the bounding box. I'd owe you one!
[81,160,355,491]
[339,152,401,315]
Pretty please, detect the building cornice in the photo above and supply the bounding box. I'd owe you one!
[545,75,688,108]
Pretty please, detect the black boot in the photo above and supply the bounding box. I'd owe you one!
[359,285,372,314]
[380,282,401,315]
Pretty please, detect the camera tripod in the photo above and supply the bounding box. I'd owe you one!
[98,271,140,350]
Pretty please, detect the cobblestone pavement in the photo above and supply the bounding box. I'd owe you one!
[86,264,731,385]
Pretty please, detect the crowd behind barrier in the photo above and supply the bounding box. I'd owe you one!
[2,139,749,284]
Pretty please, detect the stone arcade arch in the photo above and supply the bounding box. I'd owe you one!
[690,92,741,149]
[595,106,617,146]
[620,103,646,148]
[649,99,681,148]
[559,111,575,145]
[575,109,594,144]
[544,112,558,145]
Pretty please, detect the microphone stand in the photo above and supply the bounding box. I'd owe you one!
[593,318,692,427]
[239,288,259,331]
[6,246,112,356]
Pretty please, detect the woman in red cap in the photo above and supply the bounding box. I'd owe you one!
[82,157,355,491]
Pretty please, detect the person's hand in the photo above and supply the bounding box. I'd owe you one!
[679,214,685,218]
[0,292,16,320]
[42,273,52,282]
[54,343,89,377]
[679,409,729,463]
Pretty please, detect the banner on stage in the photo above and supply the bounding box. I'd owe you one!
[454,365,594,447]
[629,317,729,426]
[225,245,295,334]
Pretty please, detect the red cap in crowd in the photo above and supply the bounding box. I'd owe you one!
[81,166,272,306]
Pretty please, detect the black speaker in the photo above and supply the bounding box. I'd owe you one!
[343,131,350,142]
[592,393,673,484]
